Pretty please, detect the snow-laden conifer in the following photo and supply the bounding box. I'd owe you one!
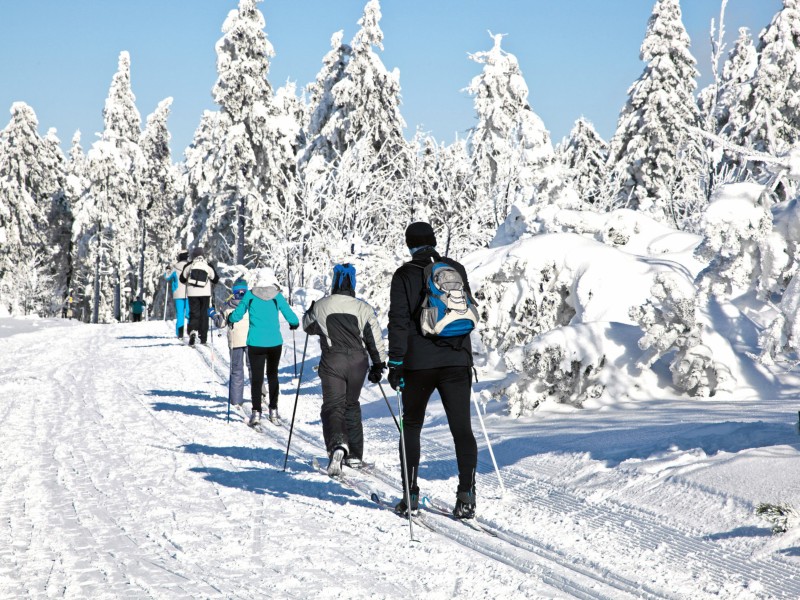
[73,52,146,322]
[0,103,67,314]
[743,0,800,196]
[608,0,703,222]
[139,98,178,309]
[468,34,571,233]
[557,118,610,208]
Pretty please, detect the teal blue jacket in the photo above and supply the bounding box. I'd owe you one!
[228,287,299,348]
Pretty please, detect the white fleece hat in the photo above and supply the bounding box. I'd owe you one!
[253,267,278,288]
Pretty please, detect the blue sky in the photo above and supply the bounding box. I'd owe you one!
[0,0,783,158]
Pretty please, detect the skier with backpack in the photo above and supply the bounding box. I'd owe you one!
[387,221,480,519]
[226,267,299,426]
[179,247,219,346]
[302,263,387,477]
[211,278,251,409]
[165,249,190,339]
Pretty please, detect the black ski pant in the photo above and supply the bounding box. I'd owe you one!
[399,366,477,494]
[249,344,282,413]
[188,296,210,343]
[132,313,142,322]
[319,349,368,459]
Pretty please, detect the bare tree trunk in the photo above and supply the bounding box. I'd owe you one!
[237,194,245,265]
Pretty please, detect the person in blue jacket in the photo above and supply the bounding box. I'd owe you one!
[227,267,299,426]
[164,249,190,339]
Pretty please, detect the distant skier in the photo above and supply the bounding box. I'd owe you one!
[180,247,219,346]
[212,278,251,409]
[388,222,479,519]
[131,296,146,322]
[227,267,299,426]
[303,263,387,477]
[165,249,191,339]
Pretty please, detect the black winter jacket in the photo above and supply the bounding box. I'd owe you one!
[387,247,474,370]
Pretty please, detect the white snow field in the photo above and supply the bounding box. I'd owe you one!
[0,316,799,599]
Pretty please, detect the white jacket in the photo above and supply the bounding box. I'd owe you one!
[180,256,218,298]
[220,300,249,349]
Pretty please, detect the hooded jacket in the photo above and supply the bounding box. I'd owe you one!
[227,283,299,348]
[220,295,249,349]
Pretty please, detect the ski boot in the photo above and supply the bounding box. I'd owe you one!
[343,456,362,469]
[394,489,419,516]
[268,407,281,424]
[327,447,346,478]
[188,331,197,346]
[453,489,476,520]
[248,410,261,426]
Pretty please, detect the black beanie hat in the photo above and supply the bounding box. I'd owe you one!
[190,247,205,259]
[405,222,436,248]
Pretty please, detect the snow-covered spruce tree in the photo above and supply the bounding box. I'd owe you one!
[193,0,299,274]
[608,0,704,225]
[301,0,410,262]
[42,127,73,310]
[630,271,733,397]
[694,182,783,301]
[0,102,67,315]
[139,98,178,312]
[73,51,145,322]
[467,33,575,242]
[206,0,273,265]
[410,135,485,260]
[63,131,89,316]
[557,118,610,208]
[711,28,758,147]
[743,0,800,198]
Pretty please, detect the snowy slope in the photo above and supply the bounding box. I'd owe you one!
[0,316,799,599]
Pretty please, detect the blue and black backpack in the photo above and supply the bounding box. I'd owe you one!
[417,261,479,338]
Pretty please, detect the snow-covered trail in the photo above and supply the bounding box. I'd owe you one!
[2,317,799,599]
[0,320,563,599]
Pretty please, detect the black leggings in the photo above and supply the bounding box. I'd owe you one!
[400,366,477,493]
[248,345,282,412]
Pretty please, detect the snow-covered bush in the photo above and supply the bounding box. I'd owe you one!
[694,183,782,300]
[759,271,800,363]
[473,258,574,370]
[630,272,733,397]
[756,502,800,535]
[503,341,605,416]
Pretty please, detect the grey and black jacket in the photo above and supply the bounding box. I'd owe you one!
[303,290,387,366]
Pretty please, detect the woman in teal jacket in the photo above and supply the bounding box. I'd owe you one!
[228,267,299,426]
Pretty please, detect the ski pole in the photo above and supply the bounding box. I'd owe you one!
[163,279,169,321]
[471,390,506,496]
[209,315,217,401]
[397,387,416,542]
[283,333,309,472]
[293,328,297,378]
[376,382,400,432]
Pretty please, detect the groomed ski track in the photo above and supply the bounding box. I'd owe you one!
[1,319,798,599]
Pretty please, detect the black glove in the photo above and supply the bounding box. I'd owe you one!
[368,362,386,384]
[289,322,299,330]
[387,361,404,390]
